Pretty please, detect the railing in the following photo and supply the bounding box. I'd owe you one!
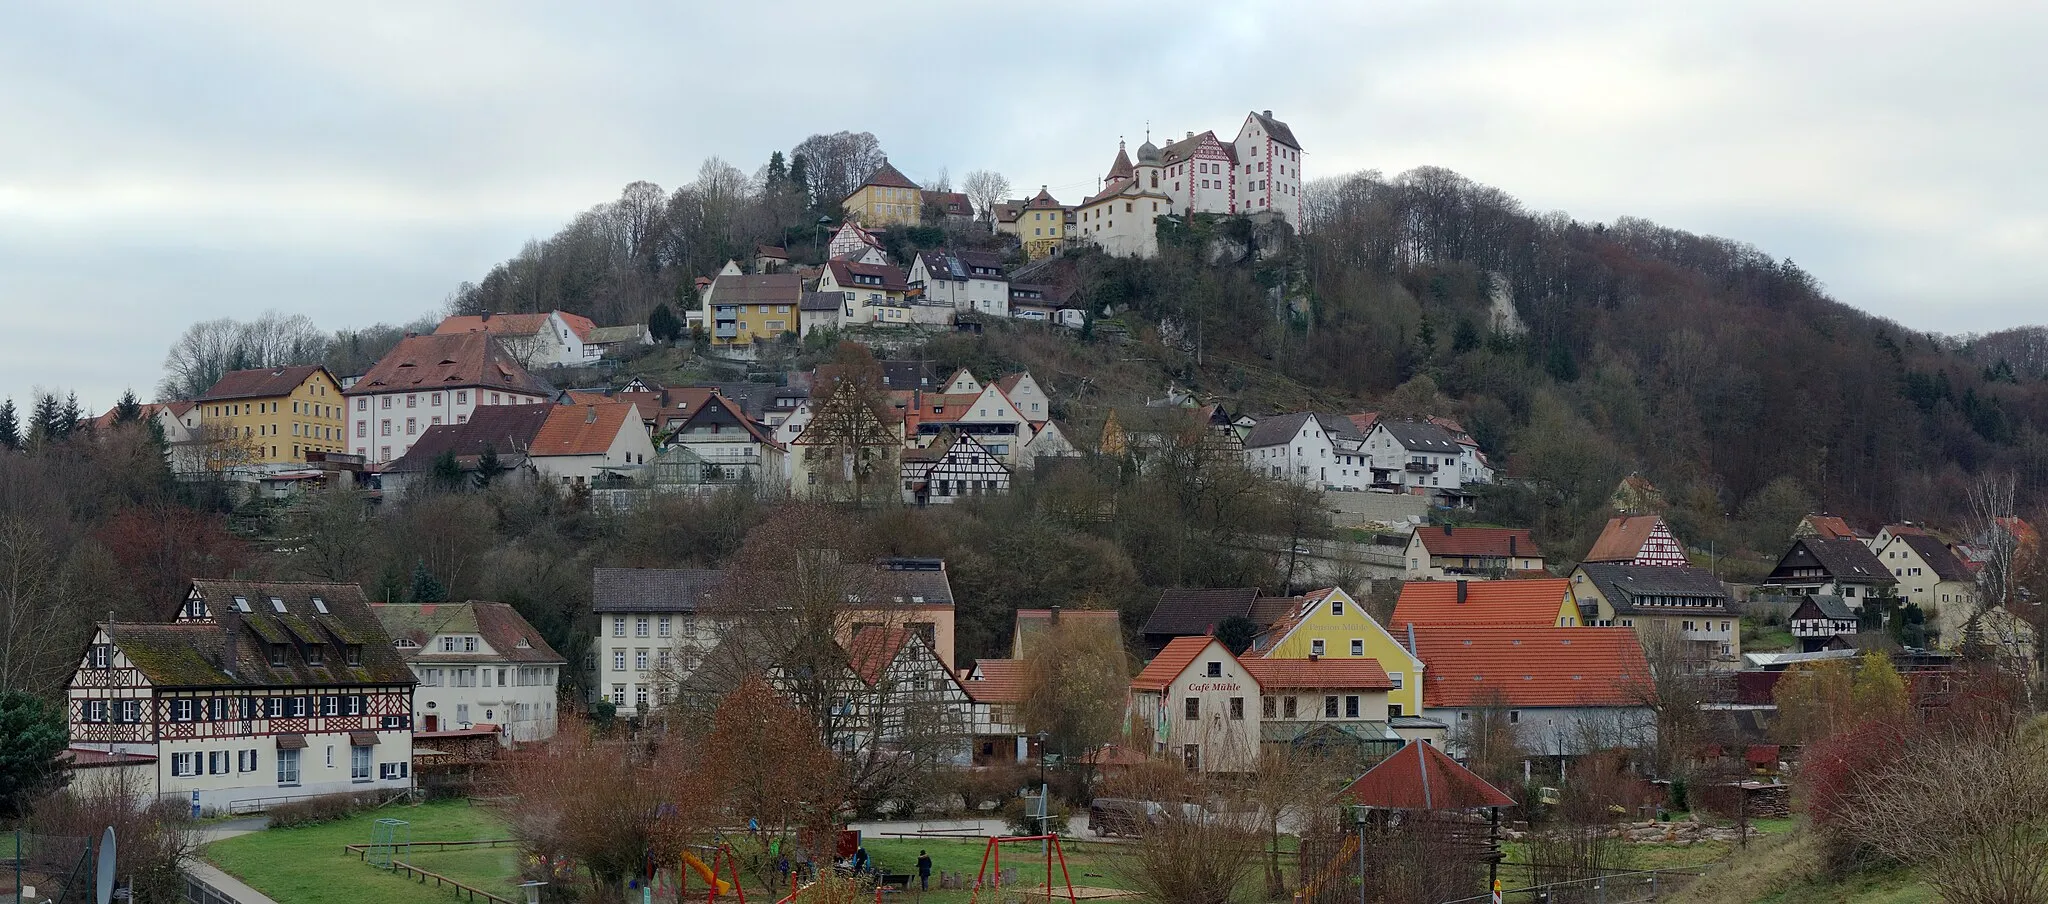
[343,842,521,904]
[1405,462,1439,474]
[1435,867,1705,904]
[184,871,252,904]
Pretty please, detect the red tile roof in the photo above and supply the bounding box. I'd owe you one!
[924,191,972,217]
[196,365,333,402]
[1239,658,1393,691]
[532,401,639,456]
[345,333,553,397]
[1800,514,1863,540]
[1392,579,1573,628]
[1584,516,1665,563]
[852,160,920,195]
[436,310,596,342]
[1339,741,1515,810]
[847,627,912,685]
[1413,526,1540,559]
[1133,636,1218,693]
[1410,626,1651,708]
[92,401,195,430]
[961,659,1028,704]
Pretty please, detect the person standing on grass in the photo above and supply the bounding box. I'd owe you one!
[917,850,933,890]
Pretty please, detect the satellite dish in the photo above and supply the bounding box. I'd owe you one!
[97,826,117,904]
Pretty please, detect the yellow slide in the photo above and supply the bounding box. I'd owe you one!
[681,851,733,896]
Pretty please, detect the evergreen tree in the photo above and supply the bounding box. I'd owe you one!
[27,393,61,443]
[114,388,143,423]
[765,151,788,188]
[59,391,81,438]
[0,399,18,451]
[648,302,683,343]
[788,153,812,213]
[477,445,505,487]
[430,450,463,489]
[410,561,447,603]
[0,691,68,819]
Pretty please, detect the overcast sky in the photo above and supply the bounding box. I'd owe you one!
[4,1,2045,410]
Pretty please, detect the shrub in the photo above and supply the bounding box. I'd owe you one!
[265,791,385,828]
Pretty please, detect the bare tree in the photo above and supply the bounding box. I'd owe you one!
[1015,612,1130,771]
[158,311,331,400]
[797,344,901,506]
[287,486,379,583]
[0,518,82,695]
[962,170,1011,227]
[1623,624,1717,776]
[1104,761,1264,904]
[33,765,201,904]
[791,132,887,209]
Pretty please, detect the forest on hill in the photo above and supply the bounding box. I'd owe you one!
[418,132,2048,564]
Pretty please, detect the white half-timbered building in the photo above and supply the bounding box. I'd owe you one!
[900,431,1011,505]
[66,580,417,814]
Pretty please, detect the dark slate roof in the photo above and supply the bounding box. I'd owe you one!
[1142,588,1260,637]
[877,361,937,390]
[1770,537,1896,584]
[1792,595,1856,622]
[114,580,415,689]
[1316,413,1364,442]
[381,404,555,474]
[1242,413,1315,450]
[1899,534,1972,582]
[1248,110,1301,150]
[707,273,804,306]
[1575,563,1731,615]
[196,365,333,402]
[592,568,725,614]
[1379,420,1462,454]
[372,601,566,664]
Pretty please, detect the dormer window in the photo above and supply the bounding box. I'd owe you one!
[1205,661,1223,678]
[184,596,209,620]
[345,645,362,666]
[396,639,419,649]
[270,597,286,613]
[312,597,328,614]
[463,637,478,653]
[233,596,251,613]
[441,637,457,652]
[269,644,287,667]
[306,644,324,666]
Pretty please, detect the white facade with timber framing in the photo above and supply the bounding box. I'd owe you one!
[900,431,1011,505]
[65,580,417,814]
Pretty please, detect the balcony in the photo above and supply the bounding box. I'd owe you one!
[1404,462,1438,474]
[713,325,738,339]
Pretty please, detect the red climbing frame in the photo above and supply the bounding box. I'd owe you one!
[965,834,1078,904]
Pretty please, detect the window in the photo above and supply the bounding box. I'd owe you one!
[1390,704,1404,718]
[85,699,107,722]
[210,750,230,775]
[456,391,468,405]
[380,420,391,436]
[277,748,301,785]
[88,643,112,668]
[1345,696,1360,718]
[1332,597,1345,616]
[172,698,194,721]
[1283,696,1298,718]
[357,398,367,412]
[613,617,626,638]
[462,637,477,653]
[1184,697,1200,721]
[322,696,339,716]
[1508,711,1521,724]
[635,616,650,637]
[634,649,649,671]
[1350,639,1364,656]
[610,685,626,706]
[1388,671,1404,689]
[613,649,626,671]
[351,745,371,781]
[1310,639,1324,656]
[657,615,671,637]
[381,762,408,780]
[406,418,417,435]
[1262,696,1277,719]
[172,752,199,777]
[1205,661,1222,678]
[238,749,258,772]
[1228,697,1244,720]
[1324,696,1339,718]
[441,637,457,652]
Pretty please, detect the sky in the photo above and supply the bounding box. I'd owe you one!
[4,1,2046,410]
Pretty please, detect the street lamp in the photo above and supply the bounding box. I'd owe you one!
[1035,731,1051,842]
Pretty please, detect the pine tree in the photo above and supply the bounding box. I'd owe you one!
[648,302,682,343]
[788,153,812,213]
[476,445,505,487]
[27,393,61,443]
[409,561,447,603]
[765,151,788,188]
[58,392,81,438]
[0,400,18,451]
[114,388,142,423]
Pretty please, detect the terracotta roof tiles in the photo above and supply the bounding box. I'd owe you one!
[1411,626,1651,708]
[1132,636,1217,692]
[1413,526,1540,559]
[1392,579,1574,628]
[196,365,332,402]
[1339,741,1514,810]
[532,401,639,457]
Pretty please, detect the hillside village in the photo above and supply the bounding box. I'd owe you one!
[7,109,2048,904]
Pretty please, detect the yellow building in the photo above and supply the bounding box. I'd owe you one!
[841,159,923,227]
[995,187,1069,259]
[194,365,347,465]
[1248,587,1428,721]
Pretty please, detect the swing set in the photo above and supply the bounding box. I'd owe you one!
[965,834,1078,904]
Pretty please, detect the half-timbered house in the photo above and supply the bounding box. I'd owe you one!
[66,580,416,814]
[899,431,1010,505]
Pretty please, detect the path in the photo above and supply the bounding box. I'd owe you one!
[186,817,278,904]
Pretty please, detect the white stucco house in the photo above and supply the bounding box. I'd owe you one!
[372,601,565,743]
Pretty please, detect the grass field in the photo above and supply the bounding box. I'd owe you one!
[204,800,519,904]
[1660,820,1936,904]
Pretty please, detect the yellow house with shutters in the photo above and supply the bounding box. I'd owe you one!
[842,159,922,227]
[193,365,348,465]
[1247,587,1431,729]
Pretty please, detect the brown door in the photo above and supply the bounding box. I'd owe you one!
[424,714,438,732]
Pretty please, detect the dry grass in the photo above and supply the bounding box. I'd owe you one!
[1658,824,1934,904]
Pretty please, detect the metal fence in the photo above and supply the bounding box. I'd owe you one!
[1437,868,1705,904]
[183,873,250,904]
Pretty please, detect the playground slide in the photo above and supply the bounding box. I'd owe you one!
[681,852,732,896]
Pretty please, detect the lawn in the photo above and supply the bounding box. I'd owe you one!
[204,800,519,904]
[855,836,1141,903]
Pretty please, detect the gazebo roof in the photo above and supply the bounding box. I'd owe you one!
[1338,742,1516,810]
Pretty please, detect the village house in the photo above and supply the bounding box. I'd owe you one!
[1361,420,1486,504]
[1246,587,1436,739]
[819,258,915,328]
[1763,536,1898,607]
[831,627,973,764]
[959,659,1030,765]
[899,430,1010,505]
[1139,588,1291,656]
[668,392,785,490]
[371,601,565,743]
[1241,413,1368,490]
[842,159,923,227]
[1391,578,1585,629]
[1569,563,1740,665]
[344,332,555,465]
[1871,529,1979,629]
[1073,140,1175,258]
[194,365,349,467]
[1788,595,1860,652]
[902,383,1033,462]
[433,310,600,369]
[701,269,804,351]
[1005,283,1077,324]
[921,190,974,224]
[1403,526,1545,580]
[994,187,1069,260]
[908,250,1010,317]
[95,401,205,471]
[827,222,884,259]
[376,402,654,494]
[1409,626,1656,758]
[65,580,416,813]
[1582,514,1691,566]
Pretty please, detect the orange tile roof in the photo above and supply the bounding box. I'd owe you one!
[847,627,912,685]
[908,392,982,425]
[1801,514,1862,540]
[1239,658,1392,691]
[1392,579,1573,628]
[196,365,331,402]
[1584,515,1663,563]
[562,390,611,405]
[1132,636,1217,693]
[346,332,553,396]
[1339,741,1516,810]
[1410,626,1651,708]
[531,401,638,456]
[961,659,1028,704]
[1413,526,1540,559]
[436,311,595,341]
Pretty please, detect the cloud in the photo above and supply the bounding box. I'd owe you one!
[2,0,2045,407]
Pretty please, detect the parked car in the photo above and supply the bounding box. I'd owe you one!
[1088,799,1217,837]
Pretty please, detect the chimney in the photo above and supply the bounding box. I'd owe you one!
[1456,580,1468,604]
[1186,131,1194,139]
[1443,525,1453,536]
[219,607,240,678]
[1263,109,1273,118]
[1308,652,1320,662]
[1406,623,1417,655]
[1509,536,1518,557]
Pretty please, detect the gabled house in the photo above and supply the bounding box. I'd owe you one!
[194,365,349,467]
[909,250,1010,317]
[1362,420,1483,505]
[959,658,1031,765]
[827,222,883,258]
[899,431,1010,505]
[434,311,600,369]
[1241,413,1372,490]
[921,190,973,223]
[1392,578,1583,629]
[798,291,842,338]
[66,580,416,813]
[1403,526,1545,580]
[589,567,725,712]
[344,333,555,465]
[993,372,1052,426]
[1583,515,1690,566]
[1788,595,1859,652]
[904,383,1033,462]
[1130,637,1261,773]
[841,159,923,227]
[1569,564,1739,665]
[995,187,1068,260]
[1764,537,1897,608]
[1006,283,1074,323]
[375,404,554,495]
[526,401,656,485]
[1872,532,1978,638]
[1410,626,1655,757]
[1009,607,1124,659]
[836,627,972,764]
[669,392,785,489]
[371,601,565,743]
[1794,514,1866,542]
[700,271,803,350]
[820,259,915,328]
[1247,587,1431,727]
[1139,588,1290,656]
